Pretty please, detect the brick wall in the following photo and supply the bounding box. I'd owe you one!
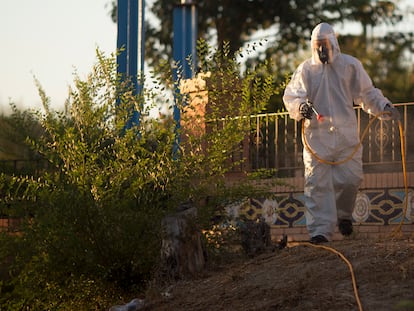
[271,223,414,242]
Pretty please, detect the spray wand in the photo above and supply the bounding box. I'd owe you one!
[307,101,324,122]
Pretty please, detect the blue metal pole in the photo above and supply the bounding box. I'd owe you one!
[173,1,198,154]
[137,0,145,95]
[117,0,128,76]
[173,2,197,80]
[116,0,145,129]
[127,0,138,89]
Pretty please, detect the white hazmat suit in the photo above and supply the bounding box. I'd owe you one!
[283,23,398,242]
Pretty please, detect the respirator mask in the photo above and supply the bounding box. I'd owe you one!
[314,39,332,64]
[317,44,329,64]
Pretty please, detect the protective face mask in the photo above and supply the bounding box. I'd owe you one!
[317,45,329,64]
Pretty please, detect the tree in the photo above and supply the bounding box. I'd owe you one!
[0,104,42,160]
[341,0,403,40]
[107,0,412,112]
[108,0,404,68]
[339,31,414,103]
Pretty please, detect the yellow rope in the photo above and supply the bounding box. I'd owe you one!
[289,241,364,311]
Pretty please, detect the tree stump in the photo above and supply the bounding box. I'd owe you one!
[160,204,205,279]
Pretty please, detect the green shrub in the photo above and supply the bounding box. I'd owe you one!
[0,42,278,309]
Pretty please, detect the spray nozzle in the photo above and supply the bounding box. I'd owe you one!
[307,101,324,122]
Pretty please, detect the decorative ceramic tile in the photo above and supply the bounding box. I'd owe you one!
[225,188,413,228]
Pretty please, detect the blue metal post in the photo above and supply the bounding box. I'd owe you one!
[173,2,197,80]
[117,1,128,77]
[116,0,145,129]
[173,1,198,154]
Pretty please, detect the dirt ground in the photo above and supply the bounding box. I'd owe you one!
[143,237,414,311]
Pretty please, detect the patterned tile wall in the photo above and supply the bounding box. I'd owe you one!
[226,188,414,228]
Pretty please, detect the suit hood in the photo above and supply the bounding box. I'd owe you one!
[311,23,341,65]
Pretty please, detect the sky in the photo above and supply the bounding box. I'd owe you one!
[0,0,117,114]
[1,1,412,115]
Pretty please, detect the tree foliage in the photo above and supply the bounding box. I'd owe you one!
[0,104,43,161]
[108,0,414,109]
[339,31,414,103]
[109,0,405,66]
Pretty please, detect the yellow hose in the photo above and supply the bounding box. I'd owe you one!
[391,120,409,237]
[301,112,409,235]
[289,241,364,311]
[295,112,408,311]
[302,112,382,165]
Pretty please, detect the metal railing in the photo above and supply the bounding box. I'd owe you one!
[1,103,413,178]
[241,102,414,176]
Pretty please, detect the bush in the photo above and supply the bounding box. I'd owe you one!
[0,43,278,309]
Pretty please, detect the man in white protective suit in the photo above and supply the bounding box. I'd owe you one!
[282,22,400,244]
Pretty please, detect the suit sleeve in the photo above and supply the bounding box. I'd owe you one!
[283,64,308,121]
[352,59,390,117]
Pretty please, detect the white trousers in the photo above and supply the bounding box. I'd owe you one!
[302,147,363,240]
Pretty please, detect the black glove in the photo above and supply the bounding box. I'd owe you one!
[383,103,400,121]
[299,102,313,120]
